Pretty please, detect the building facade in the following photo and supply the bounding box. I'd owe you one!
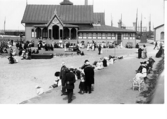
[21,0,136,47]
[154,24,164,42]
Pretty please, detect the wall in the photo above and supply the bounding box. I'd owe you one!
[155,25,164,41]
[25,23,36,41]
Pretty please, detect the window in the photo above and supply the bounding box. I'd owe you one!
[107,33,111,37]
[124,33,129,39]
[161,32,164,40]
[79,33,82,37]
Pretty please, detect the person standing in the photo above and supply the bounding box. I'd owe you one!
[142,45,147,59]
[64,68,76,103]
[154,41,157,50]
[84,60,95,94]
[138,46,143,58]
[60,62,67,96]
[98,44,102,55]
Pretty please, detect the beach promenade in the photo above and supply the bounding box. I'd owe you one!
[19,45,161,104]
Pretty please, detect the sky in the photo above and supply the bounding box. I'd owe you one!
[0,0,165,31]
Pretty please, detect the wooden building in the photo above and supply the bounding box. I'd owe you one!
[21,0,136,47]
[154,24,164,42]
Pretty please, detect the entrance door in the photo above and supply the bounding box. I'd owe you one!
[53,25,59,39]
[117,33,122,44]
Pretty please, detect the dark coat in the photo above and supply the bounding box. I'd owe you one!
[138,48,142,58]
[60,66,67,86]
[84,65,94,84]
[65,71,76,89]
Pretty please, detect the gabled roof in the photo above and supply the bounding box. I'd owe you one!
[154,24,164,29]
[46,9,64,27]
[21,5,94,24]
[93,13,105,25]
[79,25,136,32]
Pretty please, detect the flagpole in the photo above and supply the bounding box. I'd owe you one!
[4,17,6,34]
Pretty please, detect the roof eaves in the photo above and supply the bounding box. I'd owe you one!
[154,24,164,29]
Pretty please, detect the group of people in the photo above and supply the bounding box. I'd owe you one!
[132,56,155,88]
[138,45,147,59]
[52,54,123,103]
[37,41,54,51]
[58,60,94,103]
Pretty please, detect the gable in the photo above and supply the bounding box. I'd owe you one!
[47,15,63,29]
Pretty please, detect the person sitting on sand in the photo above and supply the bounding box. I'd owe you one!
[36,85,44,95]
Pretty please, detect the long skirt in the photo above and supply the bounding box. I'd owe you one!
[79,82,85,91]
[142,52,147,59]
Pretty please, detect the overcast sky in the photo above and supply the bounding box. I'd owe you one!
[0,0,165,30]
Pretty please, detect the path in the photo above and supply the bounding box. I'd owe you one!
[20,49,161,104]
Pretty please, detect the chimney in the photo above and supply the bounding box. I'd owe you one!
[85,0,88,5]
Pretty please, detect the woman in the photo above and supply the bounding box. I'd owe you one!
[142,45,147,59]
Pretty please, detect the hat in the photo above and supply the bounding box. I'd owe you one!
[35,85,40,89]
[84,60,89,63]
[85,61,90,65]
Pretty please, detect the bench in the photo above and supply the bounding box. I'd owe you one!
[31,53,53,59]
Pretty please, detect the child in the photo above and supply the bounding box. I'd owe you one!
[78,70,85,94]
[49,72,60,88]
[36,85,44,95]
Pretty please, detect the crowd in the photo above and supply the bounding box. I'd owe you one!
[46,54,124,103]
[132,56,155,91]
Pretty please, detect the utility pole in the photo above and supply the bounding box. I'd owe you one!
[136,9,138,33]
[111,13,113,27]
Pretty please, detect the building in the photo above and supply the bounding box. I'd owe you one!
[21,0,136,47]
[154,24,164,42]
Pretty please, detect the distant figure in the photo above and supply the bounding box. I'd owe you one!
[154,41,157,50]
[138,46,143,59]
[142,45,147,59]
[156,45,164,58]
[98,44,102,55]
[36,85,44,95]
[136,43,139,48]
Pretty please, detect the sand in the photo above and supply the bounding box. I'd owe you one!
[0,44,158,104]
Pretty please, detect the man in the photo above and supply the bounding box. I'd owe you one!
[64,68,76,103]
[154,41,157,50]
[98,44,102,55]
[60,62,67,96]
[138,46,142,59]
[84,60,95,94]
